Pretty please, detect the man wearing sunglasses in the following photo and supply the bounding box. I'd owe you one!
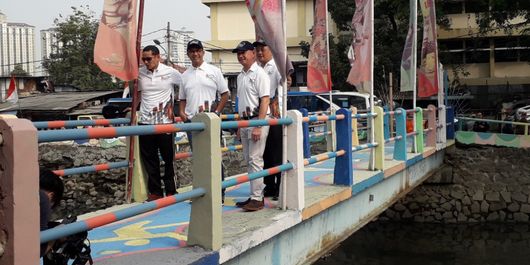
[138,45,182,201]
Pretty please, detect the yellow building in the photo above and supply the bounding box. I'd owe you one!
[201,0,318,89]
[438,0,530,109]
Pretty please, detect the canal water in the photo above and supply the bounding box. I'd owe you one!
[314,221,530,265]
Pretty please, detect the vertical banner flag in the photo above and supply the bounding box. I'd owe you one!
[94,0,139,81]
[400,0,417,92]
[418,0,439,97]
[246,0,294,82]
[307,0,332,93]
[347,0,373,93]
[6,75,18,103]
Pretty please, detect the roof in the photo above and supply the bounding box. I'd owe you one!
[7,22,34,27]
[0,91,121,112]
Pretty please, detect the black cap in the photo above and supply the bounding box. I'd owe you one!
[187,39,203,50]
[232,41,254,53]
[252,40,267,47]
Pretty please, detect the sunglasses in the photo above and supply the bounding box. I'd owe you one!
[142,57,153,62]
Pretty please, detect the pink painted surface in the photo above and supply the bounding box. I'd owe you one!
[0,118,39,265]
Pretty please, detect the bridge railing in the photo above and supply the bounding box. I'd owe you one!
[456,116,529,136]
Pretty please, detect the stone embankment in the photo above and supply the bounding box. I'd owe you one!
[39,143,245,220]
[381,146,530,223]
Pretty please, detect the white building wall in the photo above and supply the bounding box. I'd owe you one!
[169,30,194,67]
[0,16,36,76]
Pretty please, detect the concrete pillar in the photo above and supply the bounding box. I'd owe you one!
[279,110,305,210]
[326,119,336,152]
[350,107,359,146]
[426,105,437,147]
[383,106,390,140]
[393,108,407,161]
[300,108,311,159]
[373,106,385,170]
[437,105,447,150]
[187,113,222,250]
[334,108,353,186]
[0,118,39,265]
[415,107,425,153]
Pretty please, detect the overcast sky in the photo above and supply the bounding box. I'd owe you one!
[0,0,212,71]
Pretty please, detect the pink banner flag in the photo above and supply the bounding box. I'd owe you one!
[5,75,18,103]
[347,0,373,93]
[307,0,332,93]
[94,0,138,81]
[246,0,293,82]
[418,0,439,98]
[400,0,417,92]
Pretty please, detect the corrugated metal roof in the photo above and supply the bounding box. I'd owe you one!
[0,91,121,112]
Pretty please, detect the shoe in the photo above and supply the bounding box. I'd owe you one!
[272,196,279,201]
[147,194,163,202]
[235,198,251,208]
[242,199,264,211]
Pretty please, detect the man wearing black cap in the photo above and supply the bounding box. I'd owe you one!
[179,39,229,202]
[253,40,283,200]
[233,40,270,211]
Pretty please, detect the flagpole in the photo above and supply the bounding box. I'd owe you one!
[325,0,332,109]
[369,0,375,170]
[126,0,145,203]
[281,0,288,210]
[412,0,418,153]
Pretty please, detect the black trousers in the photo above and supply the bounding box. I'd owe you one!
[263,125,283,195]
[139,132,176,196]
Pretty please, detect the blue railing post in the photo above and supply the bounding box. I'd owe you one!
[374,106,385,170]
[393,108,407,161]
[300,108,311,159]
[446,106,455,140]
[333,108,353,186]
[283,110,305,210]
[383,106,390,140]
[438,105,447,147]
[187,113,222,250]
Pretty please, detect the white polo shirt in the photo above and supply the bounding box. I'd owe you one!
[261,59,283,115]
[237,62,270,117]
[138,63,182,124]
[179,62,229,119]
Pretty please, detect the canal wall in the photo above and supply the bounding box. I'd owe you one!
[382,146,530,223]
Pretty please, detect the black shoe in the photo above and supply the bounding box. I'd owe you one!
[235,198,251,208]
[263,189,276,197]
[272,196,279,201]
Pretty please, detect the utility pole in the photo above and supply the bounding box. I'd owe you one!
[166,22,171,65]
[389,72,394,135]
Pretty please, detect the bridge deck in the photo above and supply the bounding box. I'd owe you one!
[81,144,442,264]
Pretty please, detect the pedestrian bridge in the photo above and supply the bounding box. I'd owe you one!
[0,104,494,265]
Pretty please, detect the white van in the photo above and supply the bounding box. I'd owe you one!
[315,91,381,112]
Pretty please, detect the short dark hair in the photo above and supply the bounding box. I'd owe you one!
[40,169,64,207]
[143,45,160,55]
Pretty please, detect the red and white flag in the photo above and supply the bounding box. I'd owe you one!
[347,0,373,93]
[418,0,439,97]
[94,0,138,81]
[307,0,332,93]
[246,0,293,82]
[5,75,18,103]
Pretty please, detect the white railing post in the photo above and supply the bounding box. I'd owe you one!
[280,110,305,210]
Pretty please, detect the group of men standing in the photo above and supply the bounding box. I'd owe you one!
[137,39,285,211]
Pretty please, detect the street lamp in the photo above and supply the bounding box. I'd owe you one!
[153,39,171,65]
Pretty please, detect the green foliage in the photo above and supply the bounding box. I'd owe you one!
[42,6,119,90]
[10,64,29,76]
[475,0,530,35]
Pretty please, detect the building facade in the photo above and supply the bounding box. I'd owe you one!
[438,0,530,111]
[168,29,194,67]
[0,11,36,76]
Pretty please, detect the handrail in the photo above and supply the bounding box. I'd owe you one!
[352,142,378,152]
[384,135,403,144]
[220,114,240,120]
[304,150,345,166]
[53,161,129,177]
[221,118,293,129]
[34,118,131,130]
[456,116,529,127]
[302,114,345,123]
[222,163,294,189]
[41,188,206,244]
[352,112,377,119]
[38,122,205,143]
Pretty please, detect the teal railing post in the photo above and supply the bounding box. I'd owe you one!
[373,106,385,170]
[415,107,425,153]
[438,105,447,147]
[282,110,305,210]
[300,108,311,159]
[426,105,437,147]
[383,106,390,140]
[187,113,222,250]
[446,106,455,139]
[334,108,353,185]
[393,108,407,161]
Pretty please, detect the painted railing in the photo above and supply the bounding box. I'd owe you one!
[454,116,530,148]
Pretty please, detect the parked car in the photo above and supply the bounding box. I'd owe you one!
[516,105,530,122]
[286,91,381,113]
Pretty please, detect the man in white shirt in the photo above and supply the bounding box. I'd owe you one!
[179,39,229,202]
[233,41,270,211]
[253,40,283,200]
[138,45,182,201]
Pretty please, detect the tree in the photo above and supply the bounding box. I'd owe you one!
[10,64,29,76]
[42,6,120,90]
